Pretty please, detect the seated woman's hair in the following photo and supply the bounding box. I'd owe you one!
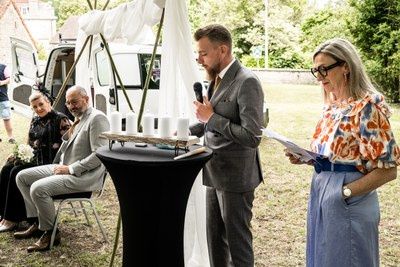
[29,92,49,103]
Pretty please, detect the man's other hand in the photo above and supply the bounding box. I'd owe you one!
[54,165,70,175]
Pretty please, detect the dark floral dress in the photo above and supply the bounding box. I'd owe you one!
[28,110,71,165]
[0,110,71,222]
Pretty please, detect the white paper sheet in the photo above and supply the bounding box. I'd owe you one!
[262,128,322,162]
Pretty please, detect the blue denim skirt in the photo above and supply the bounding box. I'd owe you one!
[307,170,380,267]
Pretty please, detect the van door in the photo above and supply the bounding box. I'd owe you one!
[112,52,161,116]
[9,37,39,116]
[43,45,75,119]
[93,46,112,115]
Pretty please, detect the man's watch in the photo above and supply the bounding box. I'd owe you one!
[342,186,352,199]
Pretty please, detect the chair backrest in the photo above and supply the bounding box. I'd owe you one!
[92,171,108,198]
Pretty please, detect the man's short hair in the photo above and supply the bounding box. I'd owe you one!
[67,85,88,97]
[194,24,232,50]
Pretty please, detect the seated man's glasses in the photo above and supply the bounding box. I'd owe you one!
[65,99,82,107]
[311,61,345,78]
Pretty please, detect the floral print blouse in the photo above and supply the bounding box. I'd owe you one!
[311,93,400,173]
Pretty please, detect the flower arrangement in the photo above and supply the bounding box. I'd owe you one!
[12,144,34,164]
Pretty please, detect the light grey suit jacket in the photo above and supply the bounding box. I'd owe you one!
[190,60,264,192]
[53,107,110,191]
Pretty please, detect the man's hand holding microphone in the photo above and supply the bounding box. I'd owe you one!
[193,82,214,123]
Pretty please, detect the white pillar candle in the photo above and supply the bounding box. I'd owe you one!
[125,111,138,135]
[177,117,189,140]
[142,113,155,136]
[158,116,172,138]
[110,111,122,133]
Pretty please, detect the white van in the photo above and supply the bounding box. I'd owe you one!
[9,37,161,120]
[10,38,269,127]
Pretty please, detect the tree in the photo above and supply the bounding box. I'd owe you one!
[300,2,354,66]
[57,0,89,28]
[52,0,127,28]
[188,0,310,68]
[188,0,265,56]
[348,0,400,102]
[266,0,310,68]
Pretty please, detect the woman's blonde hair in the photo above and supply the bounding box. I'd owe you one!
[313,38,377,103]
[28,91,49,104]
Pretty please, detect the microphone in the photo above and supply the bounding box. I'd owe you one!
[193,82,203,103]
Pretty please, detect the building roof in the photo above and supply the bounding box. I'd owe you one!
[0,0,11,18]
[0,0,38,50]
[50,15,79,44]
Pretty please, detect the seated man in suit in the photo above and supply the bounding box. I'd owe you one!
[15,85,110,252]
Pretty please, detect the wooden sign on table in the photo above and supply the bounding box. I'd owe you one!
[100,131,201,150]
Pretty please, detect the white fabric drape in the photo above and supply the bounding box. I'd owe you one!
[75,1,209,266]
[160,1,209,266]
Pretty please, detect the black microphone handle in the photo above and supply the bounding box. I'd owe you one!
[195,90,203,103]
[193,82,203,103]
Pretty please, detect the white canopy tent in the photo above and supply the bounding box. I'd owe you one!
[75,0,208,266]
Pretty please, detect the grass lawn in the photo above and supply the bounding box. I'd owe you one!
[0,83,399,266]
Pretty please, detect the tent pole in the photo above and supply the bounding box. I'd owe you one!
[108,10,165,266]
[137,8,165,129]
[53,35,91,107]
[99,33,134,112]
[86,0,93,10]
[102,0,110,10]
[109,213,122,267]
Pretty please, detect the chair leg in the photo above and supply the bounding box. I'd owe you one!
[80,201,91,226]
[88,200,108,243]
[50,201,64,249]
[69,202,78,217]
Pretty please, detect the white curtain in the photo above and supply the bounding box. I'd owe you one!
[75,1,209,266]
[160,1,209,266]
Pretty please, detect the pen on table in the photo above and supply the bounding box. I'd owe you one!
[174,146,206,160]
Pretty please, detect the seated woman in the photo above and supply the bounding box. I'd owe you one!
[0,92,71,232]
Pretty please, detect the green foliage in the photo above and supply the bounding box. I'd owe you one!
[37,42,48,61]
[241,54,265,68]
[188,0,310,68]
[300,3,353,64]
[266,0,311,68]
[56,0,128,28]
[188,0,265,57]
[348,0,400,102]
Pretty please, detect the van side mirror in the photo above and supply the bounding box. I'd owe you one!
[109,88,116,105]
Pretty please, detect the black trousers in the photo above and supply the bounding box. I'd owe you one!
[0,163,34,222]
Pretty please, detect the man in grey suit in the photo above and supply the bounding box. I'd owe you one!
[15,85,110,252]
[190,24,264,267]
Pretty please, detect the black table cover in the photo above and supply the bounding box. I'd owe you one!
[96,143,212,267]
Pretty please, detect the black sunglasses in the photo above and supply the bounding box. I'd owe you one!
[311,61,345,78]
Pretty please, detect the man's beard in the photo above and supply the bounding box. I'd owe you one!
[70,108,84,118]
[205,62,221,81]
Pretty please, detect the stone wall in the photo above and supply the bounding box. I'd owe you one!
[252,68,318,85]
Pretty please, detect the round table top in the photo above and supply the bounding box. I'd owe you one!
[96,143,212,166]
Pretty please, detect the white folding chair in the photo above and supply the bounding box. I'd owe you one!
[50,172,109,249]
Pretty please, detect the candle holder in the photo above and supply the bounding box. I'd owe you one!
[100,131,200,155]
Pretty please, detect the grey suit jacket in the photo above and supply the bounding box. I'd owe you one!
[190,60,264,192]
[53,107,110,191]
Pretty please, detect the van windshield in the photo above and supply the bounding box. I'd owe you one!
[95,51,161,90]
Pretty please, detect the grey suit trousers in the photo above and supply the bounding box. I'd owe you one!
[206,187,255,267]
[16,164,79,231]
